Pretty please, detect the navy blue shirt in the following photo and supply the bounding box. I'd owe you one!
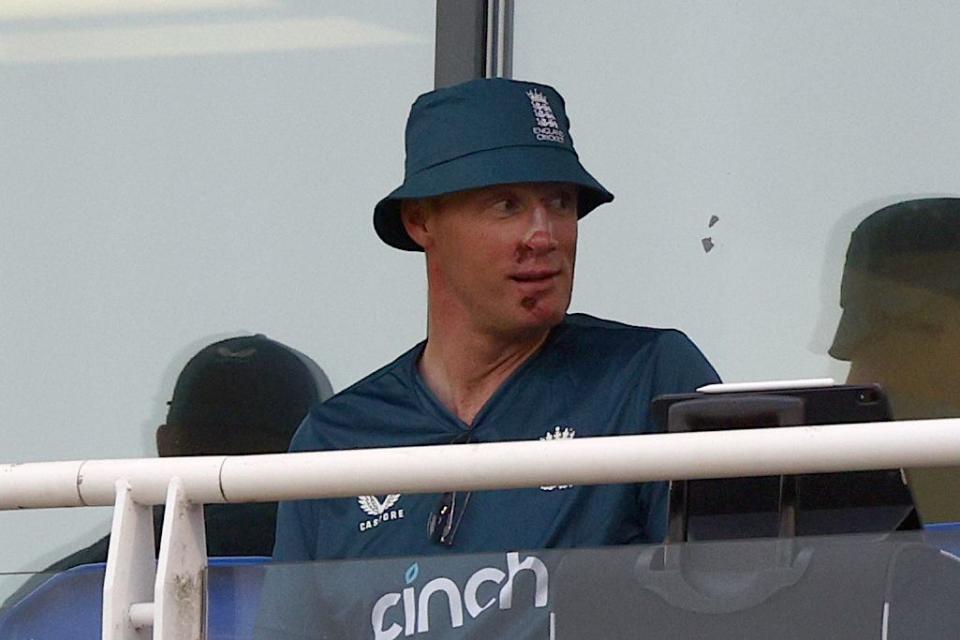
[273,314,719,562]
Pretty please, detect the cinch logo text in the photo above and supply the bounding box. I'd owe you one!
[370,552,549,639]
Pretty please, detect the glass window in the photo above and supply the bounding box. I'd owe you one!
[514,1,960,392]
[0,0,434,599]
[515,1,960,525]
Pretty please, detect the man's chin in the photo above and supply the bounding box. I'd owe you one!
[517,298,567,329]
[480,296,568,341]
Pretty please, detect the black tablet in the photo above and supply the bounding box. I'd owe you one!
[651,383,917,540]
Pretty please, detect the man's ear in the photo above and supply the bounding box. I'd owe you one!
[400,199,432,250]
[155,423,177,457]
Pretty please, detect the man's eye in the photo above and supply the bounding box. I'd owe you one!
[550,193,576,211]
[492,199,519,213]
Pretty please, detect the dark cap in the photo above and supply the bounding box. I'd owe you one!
[165,335,333,451]
[829,198,960,360]
[374,77,614,251]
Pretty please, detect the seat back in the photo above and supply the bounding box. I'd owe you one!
[0,557,269,640]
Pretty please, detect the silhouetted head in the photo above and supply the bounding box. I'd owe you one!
[156,334,333,457]
[830,197,960,361]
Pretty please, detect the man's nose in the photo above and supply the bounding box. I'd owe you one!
[520,207,558,256]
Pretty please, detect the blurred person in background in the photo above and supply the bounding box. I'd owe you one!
[830,197,960,522]
[3,334,331,608]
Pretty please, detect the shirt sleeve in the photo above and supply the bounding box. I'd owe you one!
[653,330,721,397]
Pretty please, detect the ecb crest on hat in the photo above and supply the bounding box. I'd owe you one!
[526,88,565,144]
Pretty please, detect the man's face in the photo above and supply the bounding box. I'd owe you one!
[410,182,579,338]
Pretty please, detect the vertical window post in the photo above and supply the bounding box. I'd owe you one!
[485,0,514,79]
[435,0,514,88]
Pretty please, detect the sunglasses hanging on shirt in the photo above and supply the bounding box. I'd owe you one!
[427,430,474,546]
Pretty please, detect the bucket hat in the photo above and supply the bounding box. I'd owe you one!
[829,198,960,360]
[374,78,614,251]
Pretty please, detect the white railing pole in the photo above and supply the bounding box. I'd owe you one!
[80,457,227,508]
[154,478,207,640]
[3,419,960,510]
[0,459,84,508]
[3,418,960,640]
[103,480,155,640]
[221,419,960,501]
[102,478,209,640]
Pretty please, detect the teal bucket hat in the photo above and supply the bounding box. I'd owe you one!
[374,78,614,251]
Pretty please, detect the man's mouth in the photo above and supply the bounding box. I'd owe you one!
[510,270,560,283]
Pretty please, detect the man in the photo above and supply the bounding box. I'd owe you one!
[273,78,719,562]
[830,197,960,522]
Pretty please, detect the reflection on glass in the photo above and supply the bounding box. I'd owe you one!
[0,17,430,64]
[831,198,960,420]
[1,0,433,599]
[512,2,960,389]
[0,566,105,638]
[220,531,960,639]
[830,197,960,524]
[0,0,278,21]
[3,532,960,637]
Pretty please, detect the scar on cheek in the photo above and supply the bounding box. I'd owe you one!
[521,297,536,310]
